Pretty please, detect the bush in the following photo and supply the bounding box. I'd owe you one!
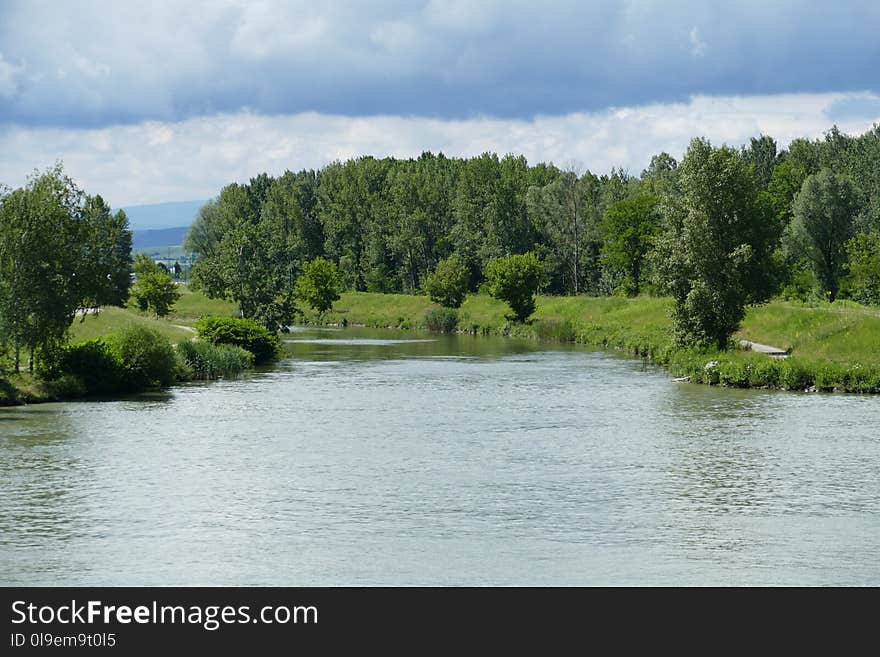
[424,256,469,308]
[779,359,813,390]
[484,252,544,322]
[177,340,254,380]
[59,339,125,395]
[424,307,458,333]
[295,257,342,313]
[195,316,279,364]
[109,326,179,390]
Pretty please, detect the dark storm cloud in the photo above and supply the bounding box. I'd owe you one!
[0,0,878,128]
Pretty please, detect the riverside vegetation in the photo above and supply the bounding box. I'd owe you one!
[3,122,880,400]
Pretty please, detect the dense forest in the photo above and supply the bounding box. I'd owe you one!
[187,124,880,348]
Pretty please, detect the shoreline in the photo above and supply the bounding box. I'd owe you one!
[300,292,880,395]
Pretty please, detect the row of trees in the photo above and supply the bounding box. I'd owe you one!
[0,165,132,371]
[182,123,879,348]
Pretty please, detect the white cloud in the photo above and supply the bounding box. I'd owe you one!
[0,92,877,207]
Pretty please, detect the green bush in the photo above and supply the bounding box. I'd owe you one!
[177,340,254,380]
[424,307,458,333]
[43,374,88,399]
[424,256,469,308]
[295,257,342,313]
[109,326,179,390]
[484,252,543,322]
[195,316,279,364]
[36,338,125,396]
[718,360,751,388]
[0,377,18,405]
[779,360,813,390]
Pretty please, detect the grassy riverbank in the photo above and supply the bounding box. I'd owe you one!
[302,292,880,393]
[1,285,239,405]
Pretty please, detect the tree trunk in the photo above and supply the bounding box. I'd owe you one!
[28,346,34,373]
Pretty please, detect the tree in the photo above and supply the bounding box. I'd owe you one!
[741,134,778,189]
[655,138,777,349]
[132,255,180,317]
[295,257,342,313]
[79,196,132,308]
[0,165,86,371]
[845,232,880,305]
[484,252,543,322]
[601,193,660,296]
[424,256,469,308]
[787,169,859,302]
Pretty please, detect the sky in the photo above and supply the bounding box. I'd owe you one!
[1,0,879,207]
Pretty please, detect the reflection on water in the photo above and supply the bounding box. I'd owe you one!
[1,326,879,585]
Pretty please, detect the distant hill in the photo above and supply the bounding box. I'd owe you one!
[121,199,207,231]
[132,226,190,250]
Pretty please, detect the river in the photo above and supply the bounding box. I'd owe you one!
[1,327,878,585]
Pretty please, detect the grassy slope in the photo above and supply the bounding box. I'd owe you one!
[69,285,237,344]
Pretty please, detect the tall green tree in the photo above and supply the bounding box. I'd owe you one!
[787,168,859,302]
[0,165,87,371]
[601,193,660,296]
[655,139,777,349]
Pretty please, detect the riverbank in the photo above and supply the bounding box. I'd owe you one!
[300,292,880,393]
[0,286,239,405]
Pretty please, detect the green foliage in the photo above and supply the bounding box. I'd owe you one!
[131,265,181,318]
[195,316,279,364]
[484,252,544,322]
[424,307,458,333]
[787,169,859,302]
[295,256,342,313]
[38,339,124,395]
[655,138,778,349]
[424,256,469,308]
[845,232,880,305]
[108,326,180,390]
[601,193,660,296]
[176,340,254,380]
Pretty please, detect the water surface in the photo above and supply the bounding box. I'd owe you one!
[1,327,878,585]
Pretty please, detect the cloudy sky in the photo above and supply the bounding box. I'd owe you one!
[1,0,879,206]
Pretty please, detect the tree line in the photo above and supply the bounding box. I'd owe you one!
[187,123,880,349]
[0,165,132,372]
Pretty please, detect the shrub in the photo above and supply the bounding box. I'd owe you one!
[424,307,458,333]
[295,257,342,313]
[779,359,813,390]
[195,316,279,364]
[43,374,88,400]
[177,340,254,380]
[484,252,543,322]
[109,326,179,390]
[424,257,469,308]
[60,339,125,395]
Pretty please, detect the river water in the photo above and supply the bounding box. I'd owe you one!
[1,327,878,585]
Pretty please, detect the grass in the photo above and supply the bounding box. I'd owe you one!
[737,300,880,365]
[167,284,238,324]
[69,306,195,344]
[301,291,880,393]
